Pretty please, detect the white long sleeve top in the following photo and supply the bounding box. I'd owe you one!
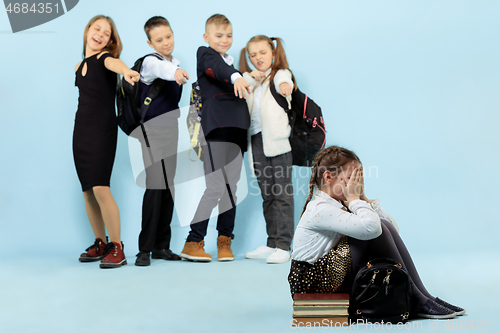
[291,190,399,264]
[140,52,180,84]
[248,68,271,135]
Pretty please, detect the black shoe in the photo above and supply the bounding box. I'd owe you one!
[152,249,181,261]
[435,297,466,316]
[135,251,150,266]
[416,299,457,319]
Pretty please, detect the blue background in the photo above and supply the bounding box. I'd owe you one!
[1,1,499,332]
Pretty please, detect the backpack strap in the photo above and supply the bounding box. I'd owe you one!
[269,80,291,111]
[178,84,183,103]
[137,55,166,153]
[138,53,176,123]
[269,79,295,130]
[138,79,167,123]
[146,52,164,61]
[138,79,166,152]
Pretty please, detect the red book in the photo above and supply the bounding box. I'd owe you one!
[293,293,349,306]
[293,293,349,300]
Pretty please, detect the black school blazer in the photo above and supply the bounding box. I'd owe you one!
[196,46,250,137]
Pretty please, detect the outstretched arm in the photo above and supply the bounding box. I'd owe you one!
[274,69,294,97]
[104,57,140,85]
[142,56,189,85]
[249,70,265,82]
[233,77,250,99]
[279,82,293,97]
[174,68,189,85]
[198,49,236,82]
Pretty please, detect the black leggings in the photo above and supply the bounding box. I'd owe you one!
[349,219,433,306]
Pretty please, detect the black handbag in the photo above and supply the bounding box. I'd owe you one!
[349,258,412,324]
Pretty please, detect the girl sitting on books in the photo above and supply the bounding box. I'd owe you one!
[288,146,465,319]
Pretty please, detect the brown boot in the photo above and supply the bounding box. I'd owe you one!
[179,240,211,262]
[217,236,234,262]
[100,242,127,268]
[79,237,107,262]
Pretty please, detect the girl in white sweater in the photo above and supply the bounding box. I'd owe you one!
[239,36,295,263]
[289,146,465,319]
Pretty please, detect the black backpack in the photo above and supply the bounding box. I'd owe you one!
[116,53,166,136]
[349,258,412,324]
[270,80,326,166]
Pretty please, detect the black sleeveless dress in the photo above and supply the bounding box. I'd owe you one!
[73,53,118,191]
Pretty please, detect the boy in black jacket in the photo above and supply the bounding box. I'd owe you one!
[135,16,189,266]
[179,14,250,262]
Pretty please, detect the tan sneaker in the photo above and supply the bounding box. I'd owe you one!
[179,240,211,262]
[217,236,234,262]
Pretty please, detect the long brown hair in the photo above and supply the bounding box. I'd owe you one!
[239,35,297,90]
[301,146,362,216]
[82,15,122,58]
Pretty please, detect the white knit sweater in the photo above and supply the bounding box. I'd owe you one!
[243,69,294,176]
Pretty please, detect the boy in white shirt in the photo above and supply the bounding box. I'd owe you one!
[135,16,189,266]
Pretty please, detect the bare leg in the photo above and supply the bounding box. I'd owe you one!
[92,186,121,248]
[83,190,106,241]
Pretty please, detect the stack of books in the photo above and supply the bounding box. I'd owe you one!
[292,293,350,327]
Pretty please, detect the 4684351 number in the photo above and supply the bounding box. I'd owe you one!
[5,2,59,14]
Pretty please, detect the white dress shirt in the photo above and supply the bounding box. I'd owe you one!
[140,52,180,85]
[220,53,242,84]
[291,190,398,264]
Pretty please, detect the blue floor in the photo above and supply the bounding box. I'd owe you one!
[1,249,498,333]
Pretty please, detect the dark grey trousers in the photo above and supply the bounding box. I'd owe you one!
[251,133,294,250]
[187,128,246,242]
[138,125,178,252]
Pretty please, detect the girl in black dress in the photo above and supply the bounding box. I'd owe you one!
[74,15,139,268]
